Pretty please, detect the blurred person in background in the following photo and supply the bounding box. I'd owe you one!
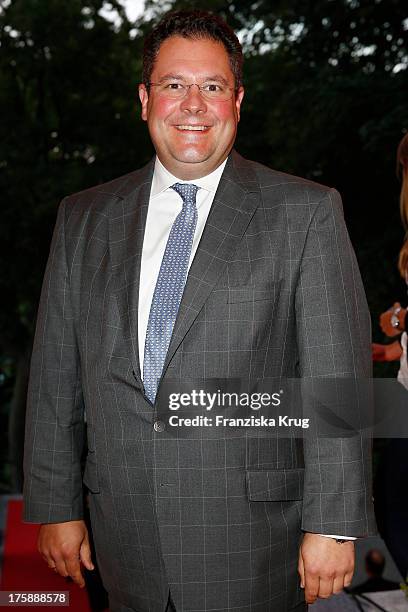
[372,131,408,582]
[350,549,400,594]
[373,132,408,368]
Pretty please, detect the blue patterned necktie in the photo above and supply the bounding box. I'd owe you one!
[143,182,199,403]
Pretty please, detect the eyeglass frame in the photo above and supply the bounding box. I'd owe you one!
[145,80,239,101]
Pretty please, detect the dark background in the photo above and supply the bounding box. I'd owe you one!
[1,0,408,493]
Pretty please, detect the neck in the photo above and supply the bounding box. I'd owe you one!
[157,154,230,181]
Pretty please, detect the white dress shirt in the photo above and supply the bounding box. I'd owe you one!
[138,155,354,542]
[138,155,227,373]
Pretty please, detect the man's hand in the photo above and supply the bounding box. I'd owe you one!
[380,302,406,337]
[298,533,355,605]
[38,520,95,588]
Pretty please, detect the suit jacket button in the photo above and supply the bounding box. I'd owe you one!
[153,420,165,433]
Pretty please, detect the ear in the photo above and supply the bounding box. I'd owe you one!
[235,86,244,122]
[138,84,149,122]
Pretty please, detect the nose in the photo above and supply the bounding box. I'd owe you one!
[180,84,207,114]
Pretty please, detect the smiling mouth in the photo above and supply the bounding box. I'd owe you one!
[175,125,210,131]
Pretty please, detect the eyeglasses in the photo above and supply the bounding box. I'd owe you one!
[146,80,236,101]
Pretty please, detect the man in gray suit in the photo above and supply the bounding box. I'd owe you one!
[23,10,376,612]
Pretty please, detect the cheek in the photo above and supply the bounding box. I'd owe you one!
[148,98,178,123]
[213,104,237,126]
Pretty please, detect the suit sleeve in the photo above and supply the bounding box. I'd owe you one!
[23,197,85,523]
[295,188,377,537]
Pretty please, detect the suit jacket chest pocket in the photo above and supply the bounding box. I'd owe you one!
[223,290,278,355]
[227,287,274,304]
[195,283,280,360]
[226,287,275,330]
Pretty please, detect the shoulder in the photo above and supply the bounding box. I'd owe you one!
[61,160,154,218]
[232,151,341,212]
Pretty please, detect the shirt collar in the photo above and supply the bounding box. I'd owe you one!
[151,155,228,197]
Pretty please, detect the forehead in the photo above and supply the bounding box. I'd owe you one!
[152,35,233,80]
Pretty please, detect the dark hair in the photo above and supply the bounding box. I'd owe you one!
[365,549,385,577]
[142,10,243,89]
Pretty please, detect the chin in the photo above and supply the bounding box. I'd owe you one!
[173,148,213,164]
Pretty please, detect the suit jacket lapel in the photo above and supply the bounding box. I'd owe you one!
[109,158,154,387]
[161,150,260,377]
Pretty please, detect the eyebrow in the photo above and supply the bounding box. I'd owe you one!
[157,73,230,85]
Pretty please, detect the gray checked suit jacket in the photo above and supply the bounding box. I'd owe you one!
[23,150,376,612]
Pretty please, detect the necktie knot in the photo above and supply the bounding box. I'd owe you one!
[171,182,199,203]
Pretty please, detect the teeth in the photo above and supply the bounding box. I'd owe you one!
[176,125,208,131]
